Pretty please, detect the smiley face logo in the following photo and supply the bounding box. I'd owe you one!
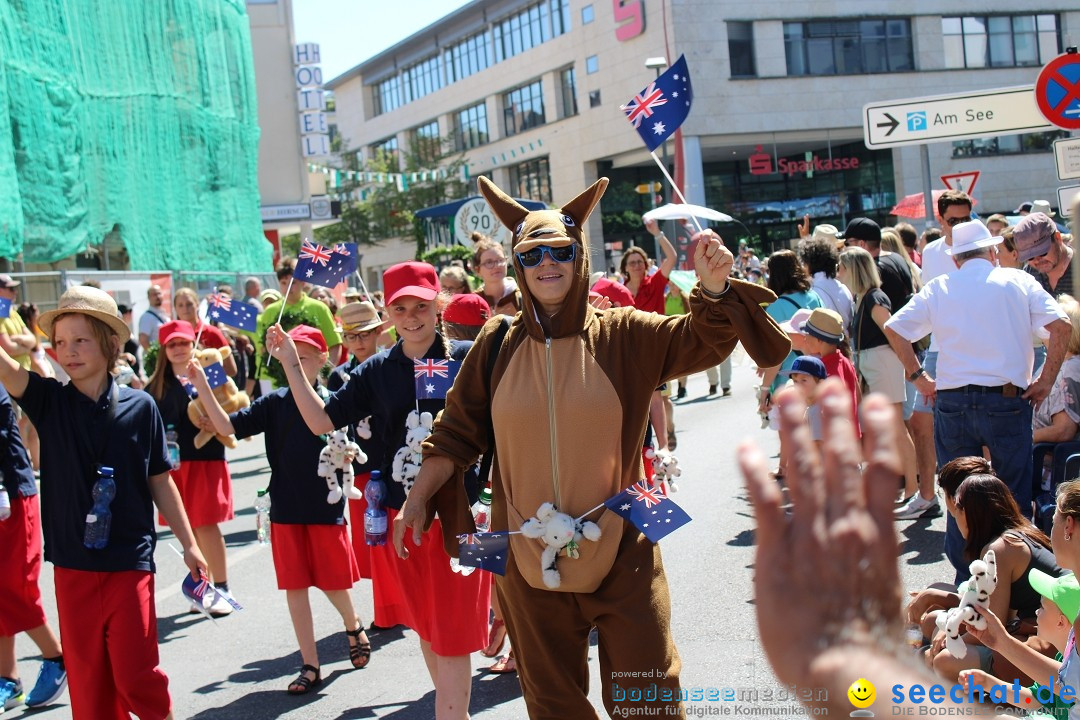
[848,678,876,709]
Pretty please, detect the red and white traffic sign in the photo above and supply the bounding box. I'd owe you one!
[940,171,981,196]
[1036,51,1080,130]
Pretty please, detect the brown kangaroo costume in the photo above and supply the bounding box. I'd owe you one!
[422,177,789,718]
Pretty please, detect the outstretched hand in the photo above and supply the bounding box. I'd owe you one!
[265,324,298,364]
[739,381,905,688]
[692,230,733,295]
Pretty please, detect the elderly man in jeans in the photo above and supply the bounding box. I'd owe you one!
[883,221,1071,581]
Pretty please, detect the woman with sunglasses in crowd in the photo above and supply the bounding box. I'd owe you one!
[266,261,490,719]
[471,232,521,316]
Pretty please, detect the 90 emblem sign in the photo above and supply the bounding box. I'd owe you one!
[453,199,510,246]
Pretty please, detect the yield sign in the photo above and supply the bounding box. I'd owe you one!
[1036,52,1080,130]
[940,171,981,196]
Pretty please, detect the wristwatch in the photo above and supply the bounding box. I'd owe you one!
[908,367,924,382]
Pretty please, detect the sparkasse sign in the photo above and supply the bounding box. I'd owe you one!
[748,146,860,176]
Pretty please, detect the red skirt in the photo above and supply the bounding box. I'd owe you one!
[271,523,360,591]
[369,507,490,656]
[158,459,233,528]
[347,472,372,579]
[0,494,46,636]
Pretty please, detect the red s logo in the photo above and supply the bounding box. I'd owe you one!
[613,0,645,41]
[748,145,773,175]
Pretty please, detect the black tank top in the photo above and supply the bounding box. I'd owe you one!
[1004,530,1063,620]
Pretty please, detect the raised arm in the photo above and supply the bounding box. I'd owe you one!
[0,338,29,398]
[265,324,335,436]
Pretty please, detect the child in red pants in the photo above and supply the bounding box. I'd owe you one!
[0,287,207,720]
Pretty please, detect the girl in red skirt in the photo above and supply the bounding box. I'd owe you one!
[266,262,490,719]
[146,320,235,617]
[190,325,371,695]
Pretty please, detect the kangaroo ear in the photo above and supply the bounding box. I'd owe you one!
[478,177,530,232]
[560,178,609,226]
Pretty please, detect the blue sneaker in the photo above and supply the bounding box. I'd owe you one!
[0,678,24,710]
[25,660,66,708]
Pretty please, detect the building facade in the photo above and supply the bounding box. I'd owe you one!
[328,0,1078,273]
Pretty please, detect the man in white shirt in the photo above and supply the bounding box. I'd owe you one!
[797,231,854,332]
[137,284,168,350]
[897,190,974,521]
[884,220,1070,579]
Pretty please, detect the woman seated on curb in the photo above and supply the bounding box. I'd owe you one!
[920,467,1063,680]
[1033,294,1080,446]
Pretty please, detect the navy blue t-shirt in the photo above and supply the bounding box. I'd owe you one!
[230,387,346,525]
[325,335,479,511]
[328,357,381,475]
[154,377,226,462]
[17,373,170,572]
[0,385,36,498]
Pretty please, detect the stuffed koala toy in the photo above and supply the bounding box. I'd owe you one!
[935,550,998,659]
[319,429,367,504]
[646,449,682,494]
[187,346,250,449]
[391,410,433,496]
[520,502,602,589]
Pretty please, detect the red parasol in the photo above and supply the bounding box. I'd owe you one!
[890,190,977,219]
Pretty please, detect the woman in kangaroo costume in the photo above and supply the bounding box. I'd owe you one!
[395,176,790,719]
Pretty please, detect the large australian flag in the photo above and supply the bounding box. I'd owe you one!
[414,358,459,400]
[294,241,358,288]
[604,481,692,543]
[621,54,693,152]
[456,532,510,575]
[207,293,256,332]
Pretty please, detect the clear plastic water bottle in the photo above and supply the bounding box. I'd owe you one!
[254,489,271,546]
[363,471,387,546]
[165,425,181,471]
[83,466,116,549]
[472,485,492,533]
[0,486,10,521]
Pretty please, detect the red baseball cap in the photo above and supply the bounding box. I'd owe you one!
[383,262,439,306]
[158,320,196,346]
[288,324,328,353]
[443,294,490,326]
[591,277,635,308]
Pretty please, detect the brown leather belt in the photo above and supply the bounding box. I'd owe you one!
[939,383,1022,397]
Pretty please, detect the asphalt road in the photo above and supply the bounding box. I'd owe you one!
[13,361,951,719]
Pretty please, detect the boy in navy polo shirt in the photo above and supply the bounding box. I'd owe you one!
[189,324,370,695]
[0,384,66,711]
[0,286,206,720]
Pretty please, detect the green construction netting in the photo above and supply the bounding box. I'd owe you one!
[0,0,270,271]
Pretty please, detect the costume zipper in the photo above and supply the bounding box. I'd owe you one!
[545,337,562,509]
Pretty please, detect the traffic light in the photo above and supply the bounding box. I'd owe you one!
[634,182,662,194]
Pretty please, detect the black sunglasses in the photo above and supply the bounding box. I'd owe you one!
[516,244,576,268]
[945,216,970,227]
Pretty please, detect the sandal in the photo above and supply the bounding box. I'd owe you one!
[489,650,516,674]
[345,619,372,669]
[482,619,507,658]
[666,431,677,451]
[287,664,321,695]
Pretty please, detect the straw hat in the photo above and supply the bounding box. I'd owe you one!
[259,289,283,306]
[39,286,131,343]
[338,301,384,332]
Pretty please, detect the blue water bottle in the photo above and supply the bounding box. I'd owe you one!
[165,424,181,471]
[83,465,116,549]
[364,470,387,546]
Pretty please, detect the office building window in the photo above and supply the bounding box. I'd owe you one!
[372,75,402,116]
[727,21,756,77]
[453,102,489,151]
[402,54,443,104]
[413,120,441,163]
[493,1,569,63]
[510,157,552,203]
[551,0,571,37]
[370,136,398,164]
[942,15,1059,69]
[503,80,545,136]
[586,55,599,74]
[784,19,913,76]
[589,90,601,108]
[446,31,491,83]
[560,67,578,118]
[952,130,1068,158]
[582,4,594,25]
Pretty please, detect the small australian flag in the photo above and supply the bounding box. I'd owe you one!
[456,532,510,575]
[604,481,691,543]
[294,241,358,288]
[203,361,228,390]
[207,294,256,332]
[622,54,693,152]
[0,297,10,319]
[414,358,459,400]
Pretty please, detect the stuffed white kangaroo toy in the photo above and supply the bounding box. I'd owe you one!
[520,502,602,589]
[319,429,366,504]
[934,549,998,659]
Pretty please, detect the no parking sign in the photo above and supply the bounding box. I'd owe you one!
[1036,50,1080,130]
